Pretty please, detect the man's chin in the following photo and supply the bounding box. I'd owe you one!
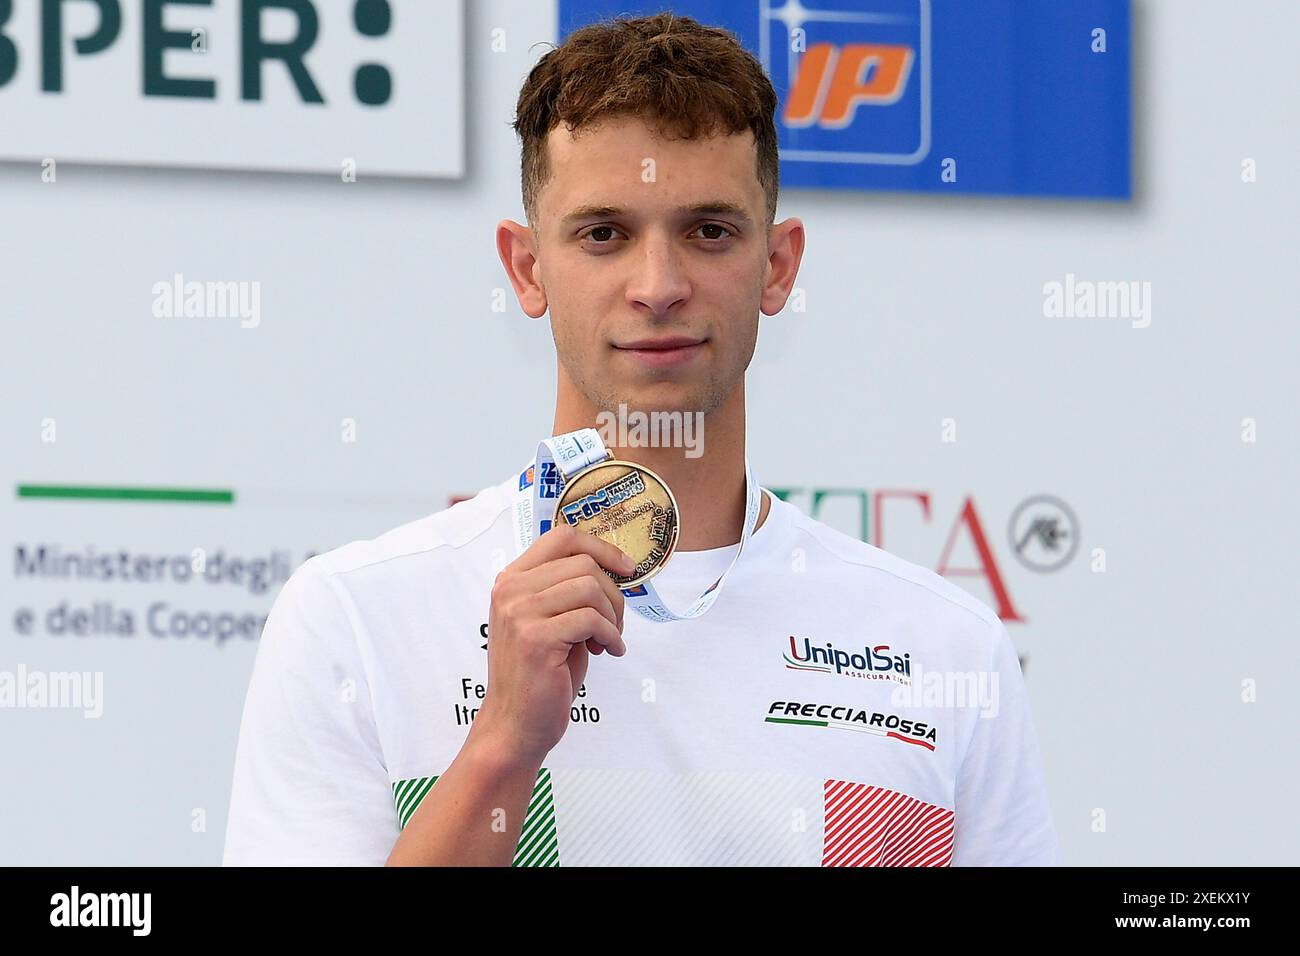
[595,390,708,418]
[585,388,714,458]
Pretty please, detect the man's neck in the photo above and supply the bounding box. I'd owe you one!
[551,386,769,551]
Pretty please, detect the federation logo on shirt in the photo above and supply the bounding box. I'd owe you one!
[783,635,913,685]
[765,701,937,751]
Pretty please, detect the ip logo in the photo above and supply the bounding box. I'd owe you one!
[764,0,930,164]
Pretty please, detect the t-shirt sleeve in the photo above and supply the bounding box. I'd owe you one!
[950,616,1060,866]
[222,559,399,865]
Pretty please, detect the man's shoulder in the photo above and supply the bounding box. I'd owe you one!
[304,472,517,584]
[778,497,1001,634]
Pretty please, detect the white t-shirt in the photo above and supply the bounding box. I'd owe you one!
[223,464,1059,866]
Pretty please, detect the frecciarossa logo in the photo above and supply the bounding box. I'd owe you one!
[784,636,913,685]
[766,701,938,751]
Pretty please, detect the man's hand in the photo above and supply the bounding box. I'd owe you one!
[474,523,634,766]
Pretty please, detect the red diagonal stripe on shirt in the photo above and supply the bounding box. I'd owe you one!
[822,779,955,867]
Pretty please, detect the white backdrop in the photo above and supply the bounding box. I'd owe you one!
[1,0,1297,865]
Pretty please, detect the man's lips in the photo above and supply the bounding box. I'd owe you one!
[615,336,706,350]
[613,337,707,368]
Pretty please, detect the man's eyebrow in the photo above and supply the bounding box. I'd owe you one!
[559,202,754,226]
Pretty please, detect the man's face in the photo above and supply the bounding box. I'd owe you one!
[527,114,775,417]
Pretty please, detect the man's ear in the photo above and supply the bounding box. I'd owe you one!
[761,217,806,316]
[496,220,548,319]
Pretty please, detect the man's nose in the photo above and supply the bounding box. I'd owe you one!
[626,235,690,316]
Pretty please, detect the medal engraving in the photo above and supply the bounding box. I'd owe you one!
[554,460,680,587]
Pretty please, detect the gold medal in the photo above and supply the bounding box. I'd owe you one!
[553,459,680,587]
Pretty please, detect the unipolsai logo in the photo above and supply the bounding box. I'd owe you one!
[783,635,913,685]
[764,0,930,164]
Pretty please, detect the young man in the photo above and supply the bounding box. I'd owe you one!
[223,13,1059,867]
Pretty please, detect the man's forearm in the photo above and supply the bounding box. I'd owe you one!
[385,723,543,866]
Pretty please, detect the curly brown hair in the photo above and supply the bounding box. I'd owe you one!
[511,11,780,231]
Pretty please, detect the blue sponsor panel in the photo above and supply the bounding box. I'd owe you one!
[558,0,1130,199]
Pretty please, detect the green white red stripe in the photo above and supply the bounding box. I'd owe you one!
[391,768,559,866]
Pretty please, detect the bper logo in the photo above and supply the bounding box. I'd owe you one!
[0,0,461,177]
[0,0,395,104]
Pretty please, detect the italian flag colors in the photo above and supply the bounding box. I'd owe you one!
[391,770,953,866]
[392,768,559,867]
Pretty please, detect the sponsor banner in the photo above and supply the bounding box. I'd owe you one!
[0,0,464,177]
[560,0,1130,199]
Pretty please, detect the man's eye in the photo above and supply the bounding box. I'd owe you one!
[583,225,620,243]
[694,223,735,241]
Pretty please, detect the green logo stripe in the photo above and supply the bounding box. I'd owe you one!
[391,768,560,866]
[17,484,234,504]
[765,716,829,727]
